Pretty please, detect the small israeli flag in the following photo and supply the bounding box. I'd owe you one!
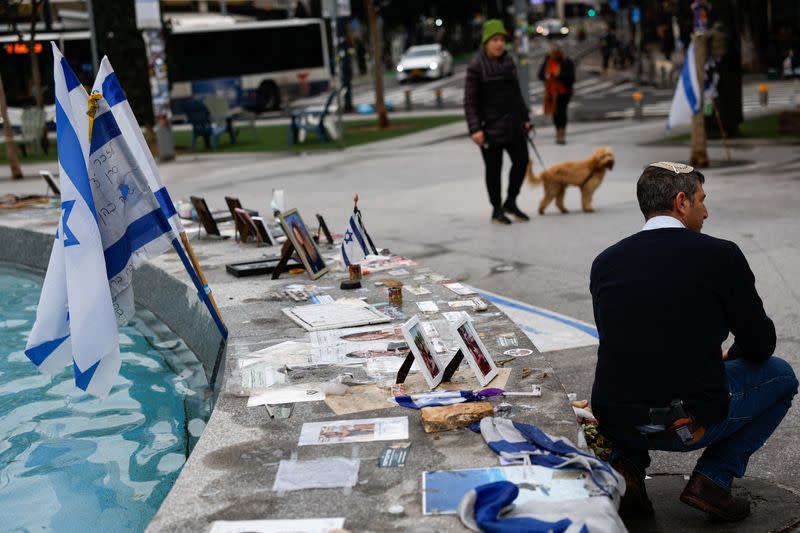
[25,44,121,397]
[667,41,701,130]
[340,209,377,266]
[391,389,504,410]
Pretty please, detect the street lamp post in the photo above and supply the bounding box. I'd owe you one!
[690,1,709,168]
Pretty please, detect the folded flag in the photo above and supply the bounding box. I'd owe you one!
[457,480,627,533]
[391,388,504,409]
[475,417,623,501]
[340,207,377,266]
[25,44,121,397]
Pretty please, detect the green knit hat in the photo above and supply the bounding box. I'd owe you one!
[481,19,509,45]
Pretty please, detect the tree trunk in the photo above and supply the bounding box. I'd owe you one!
[29,0,49,153]
[363,0,389,129]
[0,74,24,180]
[690,32,709,168]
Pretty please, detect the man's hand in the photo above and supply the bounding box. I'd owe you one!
[471,130,485,146]
[523,122,532,133]
[722,348,729,361]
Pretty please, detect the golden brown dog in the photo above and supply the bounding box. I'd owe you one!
[526,147,614,214]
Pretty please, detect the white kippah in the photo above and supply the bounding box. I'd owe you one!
[649,161,694,174]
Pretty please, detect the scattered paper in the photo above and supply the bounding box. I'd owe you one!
[283,302,390,331]
[404,285,432,295]
[272,457,360,492]
[299,416,408,446]
[378,442,411,468]
[388,268,411,276]
[209,518,345,533]
[248,386,325,407]
[443,282,477,296]
[417,301,439,313]
[309,324,409,364]
[442,311,469,323]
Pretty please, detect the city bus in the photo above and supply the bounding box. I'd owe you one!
[167,15,331,112]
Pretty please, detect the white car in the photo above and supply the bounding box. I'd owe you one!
[396,44,454,83]
[533,18,569,38]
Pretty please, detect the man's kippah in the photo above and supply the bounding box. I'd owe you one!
[648,161,694,174]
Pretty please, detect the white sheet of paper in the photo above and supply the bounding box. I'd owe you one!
[417,301,439,313]
[209,518,345,533]
[443,282,477,296]
[298,416,408,446]
[248,386,326,407]
[283,302,390,331]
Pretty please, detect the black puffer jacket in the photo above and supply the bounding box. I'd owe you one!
[464,50,530,145]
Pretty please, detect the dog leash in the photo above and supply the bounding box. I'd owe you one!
[525,131,547,169]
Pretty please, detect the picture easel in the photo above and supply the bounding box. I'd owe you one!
[271,239,306,279]
[395,348,464,385]
[316,214,334,246]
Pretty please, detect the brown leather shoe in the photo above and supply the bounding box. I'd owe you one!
[612,458,655,518]
[680,472,751,522]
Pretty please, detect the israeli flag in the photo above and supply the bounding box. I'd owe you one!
[87,82,177,325]
[25,44,121,397]
[340,210,377,266]
[667,41,700,130]
[92,56,183,234]
[391,388,504,409]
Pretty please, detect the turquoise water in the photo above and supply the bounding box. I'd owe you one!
[0,265,211,532]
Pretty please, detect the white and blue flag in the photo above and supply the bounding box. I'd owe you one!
[340,209,377,266]
[667,41,701,130]
[88,59,179,325]
[25,44,121,397]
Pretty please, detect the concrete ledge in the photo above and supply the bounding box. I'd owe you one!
[0,210,578,532]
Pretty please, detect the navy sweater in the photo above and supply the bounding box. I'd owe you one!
[590,228,776,427]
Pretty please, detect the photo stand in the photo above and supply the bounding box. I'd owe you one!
[394,348,464,385]
[316,214,334,246]
[271,239,306,280]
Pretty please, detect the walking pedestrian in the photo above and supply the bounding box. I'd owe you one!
[539,43,575,145]
[464,19,532,225]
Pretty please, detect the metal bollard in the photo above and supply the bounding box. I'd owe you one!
[758,84,768,106]
[632,91,643,120]
[435,88,443,109]
[404,89,412,111]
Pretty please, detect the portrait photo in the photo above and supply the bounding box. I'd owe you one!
[401,316,444,389]
[279,208,328,280]
[451,315,498,386]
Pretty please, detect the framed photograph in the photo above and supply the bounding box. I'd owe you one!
[278,208,329,280]
[450,314,498,386]
[401,315,444,389]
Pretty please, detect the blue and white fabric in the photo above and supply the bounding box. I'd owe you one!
[457,480,627,533]
[87,79,177,325]
[91,56,183,234]
[340,210,376,266]
[24,44,121,397]
[391,388,504,409]
[667,40,700,130]
[476,417,624,502]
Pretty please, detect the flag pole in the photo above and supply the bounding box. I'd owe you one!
[178,231,227,335]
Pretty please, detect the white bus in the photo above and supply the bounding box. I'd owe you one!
[166,15,331,112]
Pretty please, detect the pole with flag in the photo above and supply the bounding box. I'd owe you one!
[340,193,378,267]
[24,45,226,398]
[90,56,226,339]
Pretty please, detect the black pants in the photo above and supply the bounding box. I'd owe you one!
[553,93,570,129]
[480,135,529,209]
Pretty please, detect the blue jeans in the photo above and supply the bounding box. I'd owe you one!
[606,357,798,491]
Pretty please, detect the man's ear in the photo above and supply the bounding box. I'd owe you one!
[674,191,688,214]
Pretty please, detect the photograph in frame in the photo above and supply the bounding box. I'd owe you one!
[278,208,329,280]
[401,315,444,389]
[450,315,499,386]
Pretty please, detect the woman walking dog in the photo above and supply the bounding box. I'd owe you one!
[464,19,532,225]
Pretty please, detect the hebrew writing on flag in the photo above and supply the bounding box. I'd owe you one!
[24,45,185,397]
[92,56,183,234]
[86,85,177,325]
[25,44,121,397]
[340,205,378,266]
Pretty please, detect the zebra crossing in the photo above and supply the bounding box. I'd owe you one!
[292,73,643,112]
[604,80,800,120]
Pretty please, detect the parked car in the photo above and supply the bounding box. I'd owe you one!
[532,19,569,38]
[396,44,454,83]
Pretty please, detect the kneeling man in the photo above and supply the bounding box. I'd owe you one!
[590,162,798,521]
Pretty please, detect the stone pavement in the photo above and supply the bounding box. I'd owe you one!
[2,112,799,531]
